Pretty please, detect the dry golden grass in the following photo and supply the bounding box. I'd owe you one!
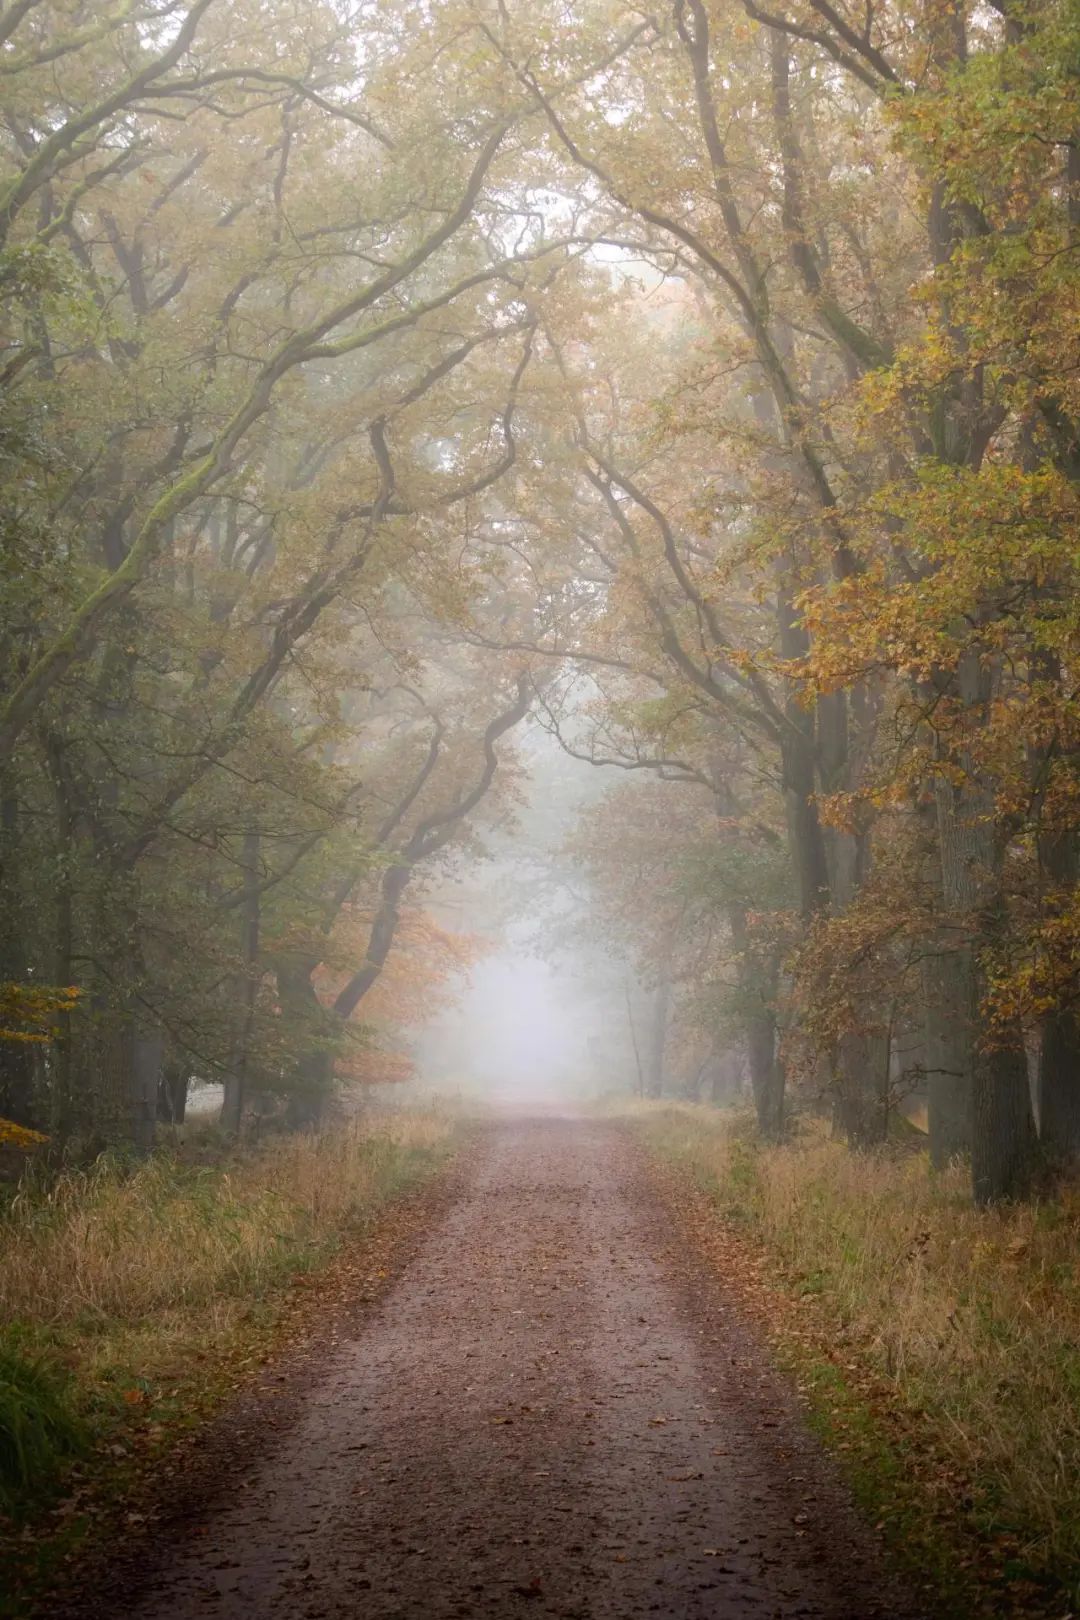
[626,1101,1080,1594]
[0,1107,458,1389]
[0,1104,462,1603]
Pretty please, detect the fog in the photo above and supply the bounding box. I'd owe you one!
[410,723,644,1107]
[417,956,587,1105]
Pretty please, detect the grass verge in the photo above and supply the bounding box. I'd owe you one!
[0,1106,464,1613]
[622,1100,1080,1618]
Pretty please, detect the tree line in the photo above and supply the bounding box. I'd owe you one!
[3,0,1078,1201]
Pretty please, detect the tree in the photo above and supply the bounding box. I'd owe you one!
[5,0,1080,1206]
[0,0,558,1146]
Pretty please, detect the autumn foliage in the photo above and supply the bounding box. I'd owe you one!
[1,0,1080,1203]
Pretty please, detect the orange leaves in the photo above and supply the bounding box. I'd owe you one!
[321,907,483,1026]
[314,906,486,1085]
[0,1117,48,1150]
[0,982,79,1047]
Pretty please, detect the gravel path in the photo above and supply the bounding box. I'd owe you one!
[106,1116,923,1619]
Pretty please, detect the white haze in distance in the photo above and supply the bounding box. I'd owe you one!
[416,954,591,1106]
[410,723,645,1108]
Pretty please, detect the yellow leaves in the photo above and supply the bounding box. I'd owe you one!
[314,905,486,1086]
[724,644,759,677]
[0,1117,47,1150]
[815,792,863,836]
[0,982,80,1047]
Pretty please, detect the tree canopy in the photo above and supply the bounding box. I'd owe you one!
[3,0,1079,1202]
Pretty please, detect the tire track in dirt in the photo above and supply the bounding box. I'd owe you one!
[87,1116,924,1619]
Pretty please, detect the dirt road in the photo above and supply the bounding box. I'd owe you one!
[99,1117,923,1619]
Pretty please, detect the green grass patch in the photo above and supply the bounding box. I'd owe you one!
[0,1347,86,1512]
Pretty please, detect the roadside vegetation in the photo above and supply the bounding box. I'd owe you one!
[0,1109,459,1538]
[626,1101,1080,1615]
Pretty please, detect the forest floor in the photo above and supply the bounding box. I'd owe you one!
[35,1113,926,1620]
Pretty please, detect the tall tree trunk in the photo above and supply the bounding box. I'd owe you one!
[824,786,889,1148]
[113,874,160,1154]
[972,1034,1038,1205]
[129,1022,162,1156]
[221,830,260,1137]
[645,975,669,1099]
[158,1058,189,1124]
[624,980,645,1098]
[935,650,1039,1201]
[0,779,36,1128]
[923,950,973,1167]
[286,1047,333,1129]
[220,1074,244,1137]
[277,955,336,1128]
[745,1004,784,1140]
[773,574,831,922]
[729,903,785,1140]
[43,732,76,1146]
[1037,1010,1080,1166]
[833,1028,890,1147]
[935,860,1036,1203]
[1031,681,1080,1162]
[778,704,830,922]
[915,782,974,1165]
